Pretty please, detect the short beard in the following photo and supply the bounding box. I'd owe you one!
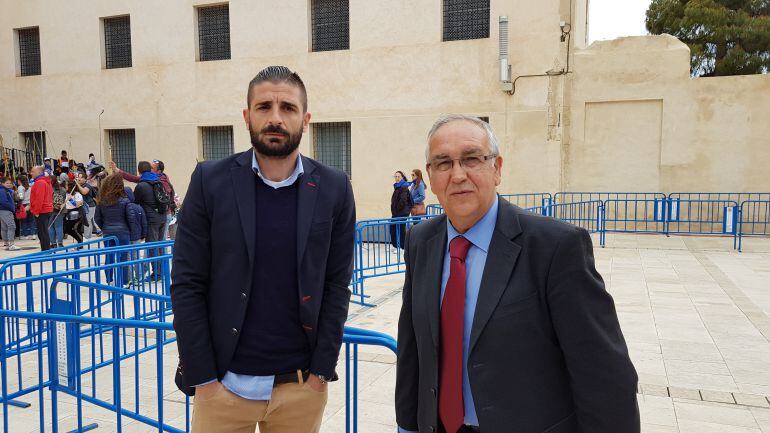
[250,124,302,158]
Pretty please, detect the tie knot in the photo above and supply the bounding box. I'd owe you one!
[449,236,472,261]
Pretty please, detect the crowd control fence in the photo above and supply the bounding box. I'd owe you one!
[0,243,399,433]
[737,200,770,252]
[554,192,666,205]
[500,193,553,215]
[0,241,174,350]
[351,215,432,306]
[0,236,119,267]
[546,200,606,247]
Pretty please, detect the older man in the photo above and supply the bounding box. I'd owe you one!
[29,165,53,251]
[395,115,639,433]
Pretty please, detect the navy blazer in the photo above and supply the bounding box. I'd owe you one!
[171,151,355,395]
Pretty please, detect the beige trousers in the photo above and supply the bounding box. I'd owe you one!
[191,376,327,433]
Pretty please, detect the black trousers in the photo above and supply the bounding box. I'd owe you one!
[64,218,83,244]
[35,212,51,251]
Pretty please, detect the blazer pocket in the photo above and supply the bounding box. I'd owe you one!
[492,292,538,319]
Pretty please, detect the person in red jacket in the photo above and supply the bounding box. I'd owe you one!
[29,165,53,250]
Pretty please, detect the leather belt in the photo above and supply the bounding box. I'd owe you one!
[273,370,310,387]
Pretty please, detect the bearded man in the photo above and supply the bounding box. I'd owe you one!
[171,66,355,433]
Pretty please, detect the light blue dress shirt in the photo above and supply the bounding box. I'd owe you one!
[197,151,305,401]
[398,196,499,433]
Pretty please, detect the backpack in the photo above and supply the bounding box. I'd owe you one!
[126,202,148,241]
[142,181,171,214]
[52,189,66,212]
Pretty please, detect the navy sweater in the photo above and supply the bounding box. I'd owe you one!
[228,177,310,375]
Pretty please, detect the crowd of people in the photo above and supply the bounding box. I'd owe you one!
[0,150,179,277]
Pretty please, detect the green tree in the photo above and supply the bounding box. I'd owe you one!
[646,0,770,76]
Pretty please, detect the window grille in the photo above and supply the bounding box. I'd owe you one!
[443,0,490,42]
[313,122,351,177]
[202,126,234,161]
[311,0,349,52]
[198,4,231,61]
[104,16,132,69]
[20,131,46,168]
[17,27,41,76]
[108,129,137,173]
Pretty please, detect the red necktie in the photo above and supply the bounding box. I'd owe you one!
[439,236,472,433]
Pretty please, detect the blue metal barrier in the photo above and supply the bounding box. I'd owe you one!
[554,192,666,204]
[1,311,397,433]
[351,215,434,306]
[738,200,770,252]
[603,198,667,234]
[500,193,553,215]
[0,243,399,433]
[547,200,606,247]
[0,242,173,372]
[669,192,770,205]
[426,204,444,215]
[0,247,174,415]
[666,199,739,237]
[0,236,119,266]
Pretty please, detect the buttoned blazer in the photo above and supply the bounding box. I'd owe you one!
[395,198,640,433]
[170,151,355,395]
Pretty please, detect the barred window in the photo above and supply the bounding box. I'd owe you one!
[16,27,41,76]
[313,122,351,177]
[108,129,137,173]
[104,16,132,69]
[311,0,349,52]
[201,126,234,161]
[20,131,47,167]
[443,0,490,42]
[197,4,231,61]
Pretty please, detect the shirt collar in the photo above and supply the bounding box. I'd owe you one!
[446,196,499,254]
[251,150,304,189]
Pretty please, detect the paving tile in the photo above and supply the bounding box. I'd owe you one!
[734,393,770,408]
[669,386,702,400]
[701,390,738,404]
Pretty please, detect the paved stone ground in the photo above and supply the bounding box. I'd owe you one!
[0,233,769,432]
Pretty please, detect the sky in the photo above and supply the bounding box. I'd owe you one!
[589,0,653,43]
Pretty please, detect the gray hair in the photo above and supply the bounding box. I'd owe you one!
[425,114,500,162]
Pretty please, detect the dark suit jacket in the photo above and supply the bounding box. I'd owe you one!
[396,198,639,433]
[171,151,355,395]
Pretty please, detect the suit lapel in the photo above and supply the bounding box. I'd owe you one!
[296,156,319,265]
[423,218,447,349]
[231,151,257,266]
[468,201,523,355]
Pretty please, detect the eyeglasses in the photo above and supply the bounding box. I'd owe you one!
[428,154,497,172]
